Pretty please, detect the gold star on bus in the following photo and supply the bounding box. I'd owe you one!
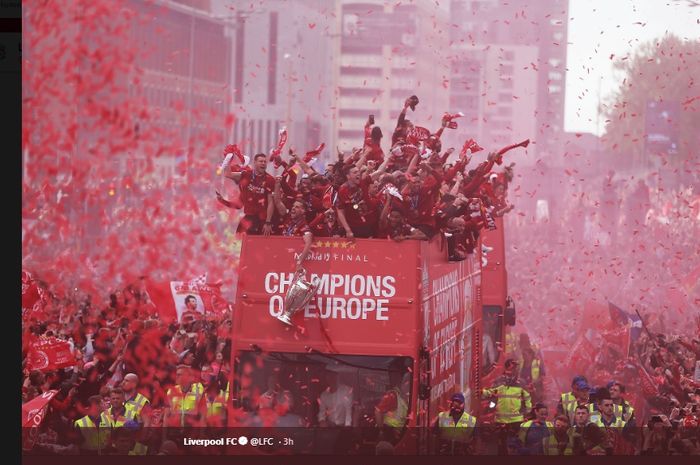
[332,241,340,248]
[340,242,348,249]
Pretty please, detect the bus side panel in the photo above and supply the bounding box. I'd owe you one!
[420,240,480,422]
[479,217,508,396]
[479,216,507,308]
[232,236,420,356]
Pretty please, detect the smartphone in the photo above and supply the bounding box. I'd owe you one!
[368,114,375,125]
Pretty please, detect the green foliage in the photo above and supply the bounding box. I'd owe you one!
[601,34,700,163]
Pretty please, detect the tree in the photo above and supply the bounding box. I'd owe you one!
[600,34,700,169]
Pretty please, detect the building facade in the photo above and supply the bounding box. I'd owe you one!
[333,0,451,155]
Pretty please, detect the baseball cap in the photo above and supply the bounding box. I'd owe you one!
[574,380,590,391]
[451,392,465,403]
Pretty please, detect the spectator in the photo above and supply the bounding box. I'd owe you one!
[317,370,353,427]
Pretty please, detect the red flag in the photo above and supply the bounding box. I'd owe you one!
[21,270,41,313]
[322,185,337,209]
[21,270,48,323]
[460,138,483,158]
[407,126,431,145]
[144,277,230,323]
[22,390,58,451]
[22,390,58,427]
[637,365,659,397]
[303,142,325,163]
[27,337,75,372]
[268,127,288,161]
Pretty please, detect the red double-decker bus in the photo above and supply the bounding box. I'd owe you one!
[228,216,513,454]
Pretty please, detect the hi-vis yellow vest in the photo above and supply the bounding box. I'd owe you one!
[593,415,626,429]
[74,416,110,452]
[128,442,148,455]
[560,392,577,422]
[531,359,541,382]
[125,392,150,418]
[482,384,532,423]
[206,393,227,418]
[518,419,554,445]
[167,383,204,426]
[438,411,477,442]
[543,431,574,455]
[613,401,634,422]
[383,388,408,428]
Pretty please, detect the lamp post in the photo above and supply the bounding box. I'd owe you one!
[284,52,292,132]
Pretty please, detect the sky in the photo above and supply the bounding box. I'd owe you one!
[565,0,700,135]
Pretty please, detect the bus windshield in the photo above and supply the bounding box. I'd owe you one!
[233,351,413,429]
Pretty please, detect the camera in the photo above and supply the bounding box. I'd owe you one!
[368,114,374,125]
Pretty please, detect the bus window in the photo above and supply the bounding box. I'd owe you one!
[481,305,503,374]
[234,352,413,441]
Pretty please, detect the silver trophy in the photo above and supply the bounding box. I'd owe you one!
[277,268,319,326]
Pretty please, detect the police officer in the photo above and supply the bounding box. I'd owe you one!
[608,381,635,425]
[543,415,574,455]
[101,388,133,427]
[164,364,205,428]
[74,395,111,455]
[481,358,532,454]
[557,375,590,424]
[517,402,553,455]
[375,366,409,443]
[433,392,477,455]
[122,373,150,422]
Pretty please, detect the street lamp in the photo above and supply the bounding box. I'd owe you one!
[284,52,292,131]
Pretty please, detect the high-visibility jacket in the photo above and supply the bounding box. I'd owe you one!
[560,392,578,422]
[588,403,602,425]
[100,407,133,428]
[505,332,518,356]
[593,415,625,429]
[437,411,477,442]
[383,388,408,428]
[613,400,634,423]
[128,442,148,455]
[543,431,574,455]
[518,419,553,446]
[167,382,204,426]
[74,415,111,452]
[125,392,150,418]
[531,359,541,382]
[205,393,227,418]
[482,381,532,424]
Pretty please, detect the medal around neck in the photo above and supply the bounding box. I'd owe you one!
[277,267,319,326]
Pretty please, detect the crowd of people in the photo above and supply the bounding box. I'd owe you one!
[23,94,527,455]
[22,279,235,455]
[217,95,523,264]
[22,94,698,456]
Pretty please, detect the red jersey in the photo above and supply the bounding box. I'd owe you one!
[364,126,385,165]
[239,169,275,219]
[403,174,440,227]
[280,215,311,237]
[335,177,373,228]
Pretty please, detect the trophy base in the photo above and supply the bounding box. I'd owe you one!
[276,313,293,326]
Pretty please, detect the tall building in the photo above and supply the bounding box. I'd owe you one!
[125,0,232,183]
[333,0,451,153]
[449,0,568,159]
[209,0,336,164]
[446,44,538,152]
